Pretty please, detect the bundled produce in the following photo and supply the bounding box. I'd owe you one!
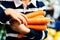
[17,10,50,38]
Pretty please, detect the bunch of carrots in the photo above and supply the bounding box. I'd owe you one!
[17,10,50,38]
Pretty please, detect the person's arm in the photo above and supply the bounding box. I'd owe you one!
[0,7,10,23]
[0,8,27,25]
[4,8,28,25]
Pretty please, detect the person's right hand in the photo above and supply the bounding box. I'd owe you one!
[4,8,28,25]
[10,18,30,34]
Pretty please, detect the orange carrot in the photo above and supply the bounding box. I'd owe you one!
[26,10,44,18]
[31,15,44,18]
[18,34,24,38]
[28,17,50,25]
[27,25,46,30]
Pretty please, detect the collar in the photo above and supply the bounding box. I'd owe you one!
[13,0,37,7]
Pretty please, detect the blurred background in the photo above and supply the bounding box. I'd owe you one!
[0,0,60,40]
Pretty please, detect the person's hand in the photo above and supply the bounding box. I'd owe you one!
[4,8,28,25]
[10,18,30,34]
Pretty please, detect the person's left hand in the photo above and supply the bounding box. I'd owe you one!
[5,8,28,25]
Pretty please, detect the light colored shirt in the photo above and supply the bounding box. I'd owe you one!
[13,0,37,7]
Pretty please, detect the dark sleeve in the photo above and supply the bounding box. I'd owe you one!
[58,16,60,20]
[26,29,48,40]
[37,1,45,8]
[0,7,11,23]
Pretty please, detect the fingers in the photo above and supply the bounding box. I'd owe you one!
[18,14,28,25]
[20,13,28,23]
[10,19,21,32]
[11,16,21,24]
[5,8,27,25]
[13,9,28,25]
[10,19,30,34]
[9,18,21,25]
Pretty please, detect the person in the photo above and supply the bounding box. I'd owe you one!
[0,0,48,40]
[0,2,28,40]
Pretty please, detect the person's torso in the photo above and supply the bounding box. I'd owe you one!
[0,1,45,40]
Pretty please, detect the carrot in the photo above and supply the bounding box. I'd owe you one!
[18,34,24,38]
[31,15,44,18]
[9,10,49,38]
[27,25,46,30]
[28,17,50,25]
[26,10,44,18]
